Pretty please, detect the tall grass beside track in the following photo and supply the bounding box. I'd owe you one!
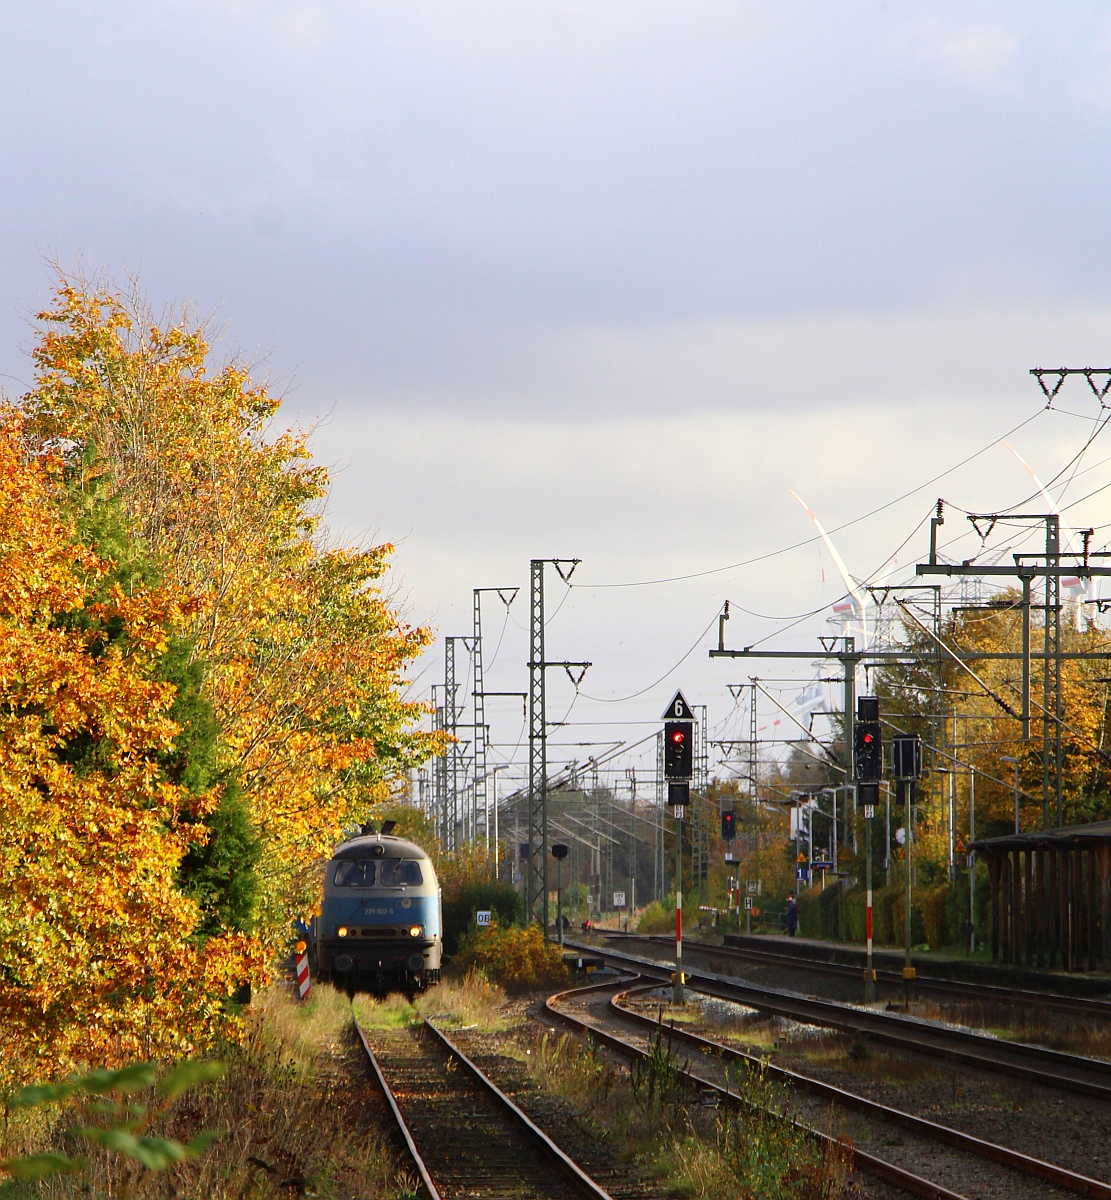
[1,985,401,1200]
[527,1025,849,1200]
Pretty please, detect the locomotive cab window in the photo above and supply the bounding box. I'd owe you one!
[379,859,423,887]
[333,860,375,887]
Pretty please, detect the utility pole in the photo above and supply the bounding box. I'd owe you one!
[749,683,758,913]
[626,767,638,924]
[488,763,510,880]
[527,559,588,931]
[969,767,976,954]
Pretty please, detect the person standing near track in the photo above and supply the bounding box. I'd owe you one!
[785,894,798,937]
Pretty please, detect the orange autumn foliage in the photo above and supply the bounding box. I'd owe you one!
[0,411,263,1087]
[21,273,443,951]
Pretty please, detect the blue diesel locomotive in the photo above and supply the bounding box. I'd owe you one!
[316,828,442,989]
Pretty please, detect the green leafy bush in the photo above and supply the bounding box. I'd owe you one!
[442,881,522,956]
[0,1060,224,1197]
[637,895,688,934]
[454,922,567,991]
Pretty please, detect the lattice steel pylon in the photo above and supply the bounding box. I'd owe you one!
[526,559,586,929]
[432,685,446,845]
[749,683,757,884]
[527,561,546,923]
[753,686,763,816]
[472,587,519,851]
[472,593,487,848]
[444,637,460,852]
[694,704,709,884]
[1045,516,1062,829]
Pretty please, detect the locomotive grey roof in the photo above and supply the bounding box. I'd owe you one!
[332,833,431,861]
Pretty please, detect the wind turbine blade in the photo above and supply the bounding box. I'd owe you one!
[1002,441,1078,555]
[1003,441,1088,629]
[789,489,869,624]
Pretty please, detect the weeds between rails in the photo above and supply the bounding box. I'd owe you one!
[360,972,851,1199]
[526,1015,851,1200]
[607,982,1111,1200]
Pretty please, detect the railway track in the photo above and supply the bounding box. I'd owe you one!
[615,932,1111,1022]
[355,1015,614,1200]
[547,976,1111,1200]
[569,939,1111,1103]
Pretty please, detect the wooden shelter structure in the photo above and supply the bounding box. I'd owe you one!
[972,821,1111,971]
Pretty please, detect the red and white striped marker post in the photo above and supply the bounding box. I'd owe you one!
[294,940,311,999]
[673,806,684,1004]
[863,797,876,1002]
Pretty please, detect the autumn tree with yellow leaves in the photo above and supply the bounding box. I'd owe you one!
[875,595,1111,845]
[0,272,441,1082]
[0,410,264,1085]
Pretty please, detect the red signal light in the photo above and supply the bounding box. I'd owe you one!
[863,733,873,744]
[664,719,693,780]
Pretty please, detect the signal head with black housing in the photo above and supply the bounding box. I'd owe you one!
[721,810,737,841]
[857,780,880,817]
[892,733,922,780]
[854,697,882,781]
[664,720,694,779]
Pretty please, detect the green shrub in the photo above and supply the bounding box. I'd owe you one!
[0,1061,224,1196]
[637,899,672,934]
[796,881,843,939]
[454,922,567,991]
[442,881,522,956]
[637,895,695,935]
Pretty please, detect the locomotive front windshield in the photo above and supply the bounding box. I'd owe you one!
[380,859,423,886]
[332,858,424,887]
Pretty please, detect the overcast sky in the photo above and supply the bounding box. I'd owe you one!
[4,2,1111,791]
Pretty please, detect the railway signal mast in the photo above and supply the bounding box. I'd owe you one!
[892,730,922,1001]
[663,690,694,1004]
[855,697,882,1002]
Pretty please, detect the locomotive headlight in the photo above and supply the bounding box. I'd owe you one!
[409,925,423,938]
[337,926,349,938]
